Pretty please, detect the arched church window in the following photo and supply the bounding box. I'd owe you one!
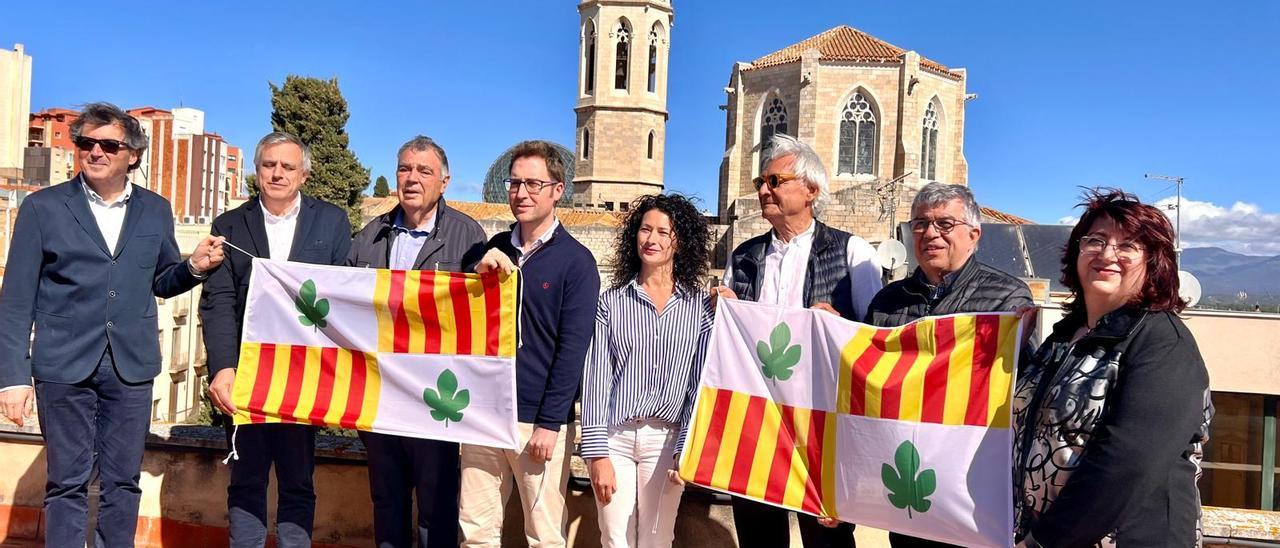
[838,91,878,176]
[584,21,596,95]
[615,22,631,91]
[920,99,940,181]
[759,96,788,172]
[648,26,660,93]
[647,131,655,159]
[583,128,591,160]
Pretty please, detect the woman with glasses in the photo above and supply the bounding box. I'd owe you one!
[581,194,714,548]
[1013,189,1212,547]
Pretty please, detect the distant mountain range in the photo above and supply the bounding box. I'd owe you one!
[1181,247,1280,304]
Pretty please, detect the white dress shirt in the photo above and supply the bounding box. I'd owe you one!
[723,219,882,321]
[85,180,133,255]
[510,218,561,267]
[263,195,302,261]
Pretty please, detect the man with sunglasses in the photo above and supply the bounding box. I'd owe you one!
[865,182,1032,547]
[0,102,224,546]
[345,135,486,548]
[716,133,880,548]
[461,140,599,547]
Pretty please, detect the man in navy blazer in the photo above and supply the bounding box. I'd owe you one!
[0,102,224,547]
[198,131,352,548]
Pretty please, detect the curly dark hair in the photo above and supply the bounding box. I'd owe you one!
[1061,187,1184,317]
[609,194,711,293]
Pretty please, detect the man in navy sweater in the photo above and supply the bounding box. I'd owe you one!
[459,140,600,547]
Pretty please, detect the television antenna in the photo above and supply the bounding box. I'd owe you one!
[1145,173,1184,268]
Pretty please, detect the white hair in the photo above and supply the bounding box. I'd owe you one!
[762,134,830,217]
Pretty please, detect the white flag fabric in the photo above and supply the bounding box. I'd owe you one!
[679,299,1020,546]
[230,259,520,450]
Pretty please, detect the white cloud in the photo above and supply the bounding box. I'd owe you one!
[1152,196,1280,255]
[1057,216,1079,226]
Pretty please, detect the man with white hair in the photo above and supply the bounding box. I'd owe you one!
[865,182,1032,548]
[716,133,881,548]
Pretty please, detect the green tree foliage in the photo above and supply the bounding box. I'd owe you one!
[373,175,390,197]
[269,76,370,229]
[245,174,259,197]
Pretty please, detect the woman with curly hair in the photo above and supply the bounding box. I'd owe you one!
[581,193,713,548]
[1013,189,1213,547]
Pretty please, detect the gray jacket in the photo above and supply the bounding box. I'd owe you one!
[346,200,486,272]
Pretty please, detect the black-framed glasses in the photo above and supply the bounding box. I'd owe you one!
[752,173,801,191]
[1079,235,1144,262]
[909,217,970,234]
[73,136,130,154]
[505,177,558,194]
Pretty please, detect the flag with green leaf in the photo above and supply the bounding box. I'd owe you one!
[678,298,1019,547]
[231,259,521,450]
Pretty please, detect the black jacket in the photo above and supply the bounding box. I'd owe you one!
[866,256,1032,327]
[1014,307,1212,547]
[199,195,353,379]
[345,200,486,272]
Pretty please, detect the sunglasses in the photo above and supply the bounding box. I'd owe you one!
[752,172,801,191]
[73,136,131,154]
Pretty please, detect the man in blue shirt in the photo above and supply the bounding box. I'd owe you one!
[347,136,487,548]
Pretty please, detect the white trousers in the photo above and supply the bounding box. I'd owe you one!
[594,419,685,548]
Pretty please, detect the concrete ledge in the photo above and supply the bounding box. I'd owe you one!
[1204,506,1280,542]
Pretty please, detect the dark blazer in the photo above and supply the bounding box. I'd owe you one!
[0,176,202,386]
[346,200,486,272]
[198,195,352,379]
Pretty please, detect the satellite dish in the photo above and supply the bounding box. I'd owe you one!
[1178,271,1202,308]
[877,240,908,271]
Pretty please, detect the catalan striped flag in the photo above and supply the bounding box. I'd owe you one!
[679,299,1019,547]
[230,259,520,450]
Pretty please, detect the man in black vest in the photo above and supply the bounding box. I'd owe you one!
[716,133,881,548]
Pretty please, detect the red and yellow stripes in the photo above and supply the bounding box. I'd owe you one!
[679,386,838,518]
[836,314,1017,428]
[374,270,517,357]
[231,342,381,429]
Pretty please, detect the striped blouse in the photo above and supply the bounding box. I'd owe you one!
[580,280,715,459]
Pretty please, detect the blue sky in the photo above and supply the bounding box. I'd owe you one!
[5,1,1278,252]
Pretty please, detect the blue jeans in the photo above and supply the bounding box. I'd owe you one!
[36,348,152,548]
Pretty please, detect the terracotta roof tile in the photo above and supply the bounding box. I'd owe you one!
[979,206,1033,225]
[748,25,960,79]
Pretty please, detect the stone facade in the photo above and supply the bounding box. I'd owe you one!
[717,27,970,249]
[573,0,672,211]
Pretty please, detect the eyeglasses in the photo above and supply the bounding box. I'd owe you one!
[73,136,130,154]
[909,217,970,234]
[505,178,558,194]
[752,173,801,191]
[1079,236,1144,262]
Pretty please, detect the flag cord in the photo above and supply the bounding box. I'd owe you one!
[221,424,241,464]
[650,475,670,534]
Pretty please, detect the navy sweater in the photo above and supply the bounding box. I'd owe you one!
[488,224,600,431]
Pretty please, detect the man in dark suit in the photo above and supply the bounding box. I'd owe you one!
[199,131,353,548]
[0,102,224,547]
[346,135,486,548]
